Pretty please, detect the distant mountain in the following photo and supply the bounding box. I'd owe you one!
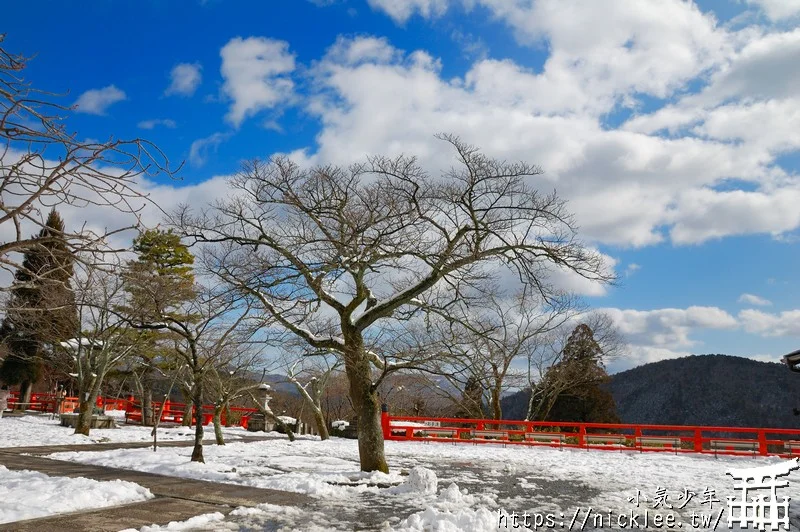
[502,354,800,429]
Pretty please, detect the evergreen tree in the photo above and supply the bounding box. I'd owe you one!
[530,323,619,422]
[125,228,196,320]
[121,228,195,425]
[460,375,485,418]
[0,210,78,404]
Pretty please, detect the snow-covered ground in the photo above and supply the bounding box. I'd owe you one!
[0,465,153,524]
[49,435,800,531]
[0,414,249,447]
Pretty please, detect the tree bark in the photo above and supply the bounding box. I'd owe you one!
[213,404,225,445]
[312,406,329,440]
[74,394,94,436]
[16,381,32,411]
[75,384,102,436]
[223,403,232,427]
[344,340,388,473]
[180,387,193,426]
[190,379,204,463]
[141,388,153,426]
[491,386,502,420]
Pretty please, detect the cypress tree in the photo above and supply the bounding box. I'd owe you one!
[0,210,78,405]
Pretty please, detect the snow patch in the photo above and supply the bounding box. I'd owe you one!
[388,467,437,495]
[0,466,153,524]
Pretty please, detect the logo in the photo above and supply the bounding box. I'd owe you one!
[726,458,799,531]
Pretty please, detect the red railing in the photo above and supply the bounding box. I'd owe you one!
[382,412,800,458]
[6,392,260,428]
[122,398,259,427]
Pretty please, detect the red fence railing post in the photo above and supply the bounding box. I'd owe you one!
[578,425,586,447]
[758,430,768,456]
[381,403,391,440]
[694,429,702,452]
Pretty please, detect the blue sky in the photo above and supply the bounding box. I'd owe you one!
[5,0,800,372]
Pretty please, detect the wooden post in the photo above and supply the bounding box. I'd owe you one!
[758,430,768,456]
[380,403,391,440]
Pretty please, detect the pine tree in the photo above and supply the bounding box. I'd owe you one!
[121,228,195,425]
[0,210,78,405]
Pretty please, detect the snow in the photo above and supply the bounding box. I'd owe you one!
[5,414,798,530]
[392,507,511,531]
[120,513,227,532]
[387,466,437,495]
[46,435,800,530]
[0,414,248,448]
[0,465,153,524]
[331,420,349,430]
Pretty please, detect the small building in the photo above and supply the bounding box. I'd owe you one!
[782,349,800,372]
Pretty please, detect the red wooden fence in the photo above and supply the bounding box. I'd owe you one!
[5,392,260,428]
[382,411,800,458]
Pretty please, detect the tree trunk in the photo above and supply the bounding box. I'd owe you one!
[180,387,193,426]
[223,403,232,427]
[491,387,502,420]
[344,342,388,473]
[269,412,296,442]
[141,388,153,426]
[312,406,329,440]
[75,394,94,436]
[213,404,225,446]
[16,381,33,411]
[190,381,204,463]
[75,378,103,436]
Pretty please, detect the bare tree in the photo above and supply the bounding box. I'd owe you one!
[0,36,176,278]
[176,135,611,472]
[131,283,254,463]
[286,351,341,440]
[429,292,579,420]
[64,259,141,435]
[206,344,270,446]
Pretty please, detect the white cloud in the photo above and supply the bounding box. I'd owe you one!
[624,29,800,148]
[602,306,738,348]
[668,187,800,244]
[738,293,772,306]
[608,346,692,373]
[220,37,296,127]
[600,305,740,371]
[739,309,800,337]
[137,118,177,130]
[165,62,202,97]
[746,0,800,21]
[189,132,229,167]
[291,15,800,248]
[624,263,641,276]
[366,0,450,24]
[74,85,126,115]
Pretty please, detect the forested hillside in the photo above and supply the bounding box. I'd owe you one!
[502,354,800,428]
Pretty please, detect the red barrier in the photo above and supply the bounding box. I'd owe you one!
[4,392,258,428]
[381,411,800,458]
[123,399,258,427]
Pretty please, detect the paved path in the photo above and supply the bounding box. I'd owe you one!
[0,438,311,531]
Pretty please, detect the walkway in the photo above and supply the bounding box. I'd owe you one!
[0,438,312,531]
